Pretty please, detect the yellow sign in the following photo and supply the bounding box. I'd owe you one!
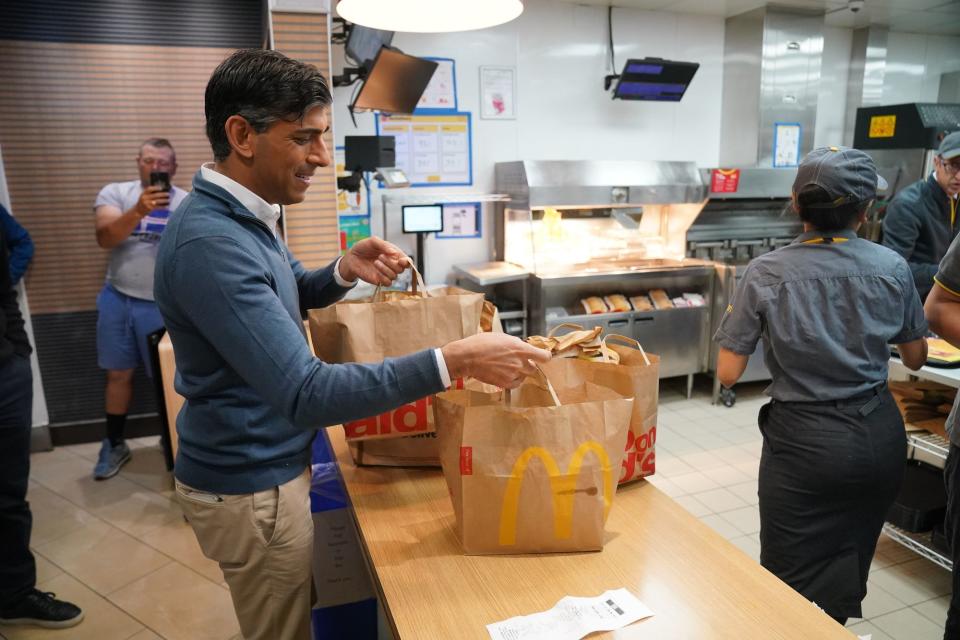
[869,115,896,138]
[498,442,613,546]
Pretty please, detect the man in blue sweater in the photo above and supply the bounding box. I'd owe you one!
[154,49,548,640]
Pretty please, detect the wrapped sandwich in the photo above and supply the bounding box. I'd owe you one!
[629,295,654,311]
[581,296,608,315]
[604,294,631,313]
[649,289,674,310]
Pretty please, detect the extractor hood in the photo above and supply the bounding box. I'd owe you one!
[495,160,707,210]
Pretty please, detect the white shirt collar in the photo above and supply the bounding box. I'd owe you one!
[200,163,282,236]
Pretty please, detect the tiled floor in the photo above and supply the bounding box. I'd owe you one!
[2,380,952,640]
[2,438,241,640]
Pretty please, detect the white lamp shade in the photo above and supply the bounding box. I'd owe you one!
[336,0,523,33]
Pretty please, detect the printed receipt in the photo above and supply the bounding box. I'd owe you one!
[486,588,653,640]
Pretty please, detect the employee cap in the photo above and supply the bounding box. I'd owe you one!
[792,146,887,209]
[938,131,960,160]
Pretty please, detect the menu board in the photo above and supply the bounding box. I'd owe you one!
[376,113,472,187]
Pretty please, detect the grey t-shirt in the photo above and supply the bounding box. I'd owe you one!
[715,229,927,402]
[934,236,960,445]
[95,180,187,301]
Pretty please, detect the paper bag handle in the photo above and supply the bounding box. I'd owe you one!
[372,262,431,301]
[547,322,586,339]
[601,333,651,366]
[504,364,561,408]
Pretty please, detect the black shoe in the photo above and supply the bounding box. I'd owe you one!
[0,589,83,628]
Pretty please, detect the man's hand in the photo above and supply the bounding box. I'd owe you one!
[135,185,170,217]
[441,333,552,389]
[339,237,409,286]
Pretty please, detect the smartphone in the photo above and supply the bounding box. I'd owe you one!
[150,171,171,192]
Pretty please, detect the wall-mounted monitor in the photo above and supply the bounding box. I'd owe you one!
[351,48,438,115]
[402,205,444,234]
[613,58,699,102]
[345,25,394,69]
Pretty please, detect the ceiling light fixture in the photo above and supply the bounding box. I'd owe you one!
[336,0,523,33]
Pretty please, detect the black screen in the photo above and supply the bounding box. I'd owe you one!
[613,58,699,102]
[344,25,394,68]
[352,48,438,115]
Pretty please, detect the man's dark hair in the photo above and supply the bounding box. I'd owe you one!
[205,49,332,161]
[794,184,869,232]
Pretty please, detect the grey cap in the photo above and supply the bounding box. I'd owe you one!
[792,146,888,208]
[938,131,960,160]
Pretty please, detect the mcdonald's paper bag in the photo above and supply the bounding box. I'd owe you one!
[434,375,633,554]
[308,278,484,467]
[542,342,659,485]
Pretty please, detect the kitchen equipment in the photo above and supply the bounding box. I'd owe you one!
[692,167,800,405]
[493,160,713,397]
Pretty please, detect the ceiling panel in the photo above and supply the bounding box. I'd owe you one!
[548,0,960,35]
[825,3,899,26]
[929,1,960,13]
[864,0,954,9]
[885,9,960,33]
[567,0,674,8]
[664,0,764,17]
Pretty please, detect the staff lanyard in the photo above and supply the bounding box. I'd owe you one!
[801,237,850,244]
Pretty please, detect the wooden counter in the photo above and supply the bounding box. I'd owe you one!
[328,429,854,639]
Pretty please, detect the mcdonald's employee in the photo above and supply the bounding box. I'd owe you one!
[714,146,928,625]
[154,49,550,640]
[882,131,960,300]
[923,235,960,639]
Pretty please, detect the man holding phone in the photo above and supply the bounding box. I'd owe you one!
[92,138,187,479]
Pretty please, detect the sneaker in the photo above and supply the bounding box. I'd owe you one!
[0,589,83,628]
[93,438,131,480]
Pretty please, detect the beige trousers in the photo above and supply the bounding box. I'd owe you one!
[175,470,314,640]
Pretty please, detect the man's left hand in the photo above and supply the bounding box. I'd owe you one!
[339,237,410,286]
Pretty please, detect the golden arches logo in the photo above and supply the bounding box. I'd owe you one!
[498,442,613,546]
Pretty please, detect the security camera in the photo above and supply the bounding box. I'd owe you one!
[848,0,865,12]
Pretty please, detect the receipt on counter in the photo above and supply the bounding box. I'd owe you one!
[486,588,653,640]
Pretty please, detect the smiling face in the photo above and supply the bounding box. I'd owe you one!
[249,105,332,205]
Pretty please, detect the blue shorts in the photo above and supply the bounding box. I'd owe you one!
[96,284,164,376]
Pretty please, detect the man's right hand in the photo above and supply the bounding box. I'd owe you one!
[135,185,170,217]
[441,333,551,389]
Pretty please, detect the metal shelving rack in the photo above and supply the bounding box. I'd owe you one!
[881,430,952,571]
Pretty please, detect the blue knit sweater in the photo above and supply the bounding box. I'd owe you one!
[155,170,443,493]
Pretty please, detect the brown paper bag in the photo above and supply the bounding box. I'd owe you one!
[308,268,484,467]
[309,269,484,367]
[347,432,441,468]
[434,370,633,554]
[542,335,659,484]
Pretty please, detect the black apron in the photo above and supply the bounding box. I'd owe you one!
[758,385,905,620]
